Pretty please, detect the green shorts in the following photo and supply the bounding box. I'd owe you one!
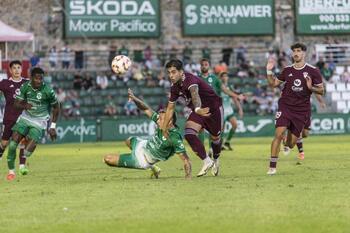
[117,137,152,169]
[12,118,45,143]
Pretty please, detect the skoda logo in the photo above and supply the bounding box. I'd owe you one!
[294,79,301,87]
[36,93,42,99]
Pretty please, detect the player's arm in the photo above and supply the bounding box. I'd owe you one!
[305,76,324,95]
[232,96,244,118]
[14,99,32,110]
[162,101,175,136]
[315,94,326,109]
[48,102,60,141]
[266,59,283,88]
[177,152,192,179]
[221,83,240,98]
[189,85,210,116]
[128,88,153,118]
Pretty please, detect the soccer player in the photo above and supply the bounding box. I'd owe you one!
[0,60,29,175]
[219,72,243,150]
[6,67,59,181]
[104,89,192,179]
[162,59,223,177]
[266,43,324,175]
[198,59,243,152]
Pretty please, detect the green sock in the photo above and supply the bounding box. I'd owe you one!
[226,128,236,141]
[7,140,18,170]
[198,132,205,144]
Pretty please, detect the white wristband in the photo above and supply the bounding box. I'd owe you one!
[50,122,56,129]
[194,107,201,113]
[266,70,274,75]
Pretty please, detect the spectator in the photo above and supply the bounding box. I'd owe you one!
[82,74,94,91]
[75,50,84,69]
[104,95,118,116]
[124,100,138,116]
[158,71,171,89]
[222,47,233,65]
[48,46,58,69]
[145,72,156,87]
[202,43,211,62]
[236,45,247,65]
[56,88,66,103]
[73,72,83,90]
[144,45,152,61]
[321,63,333,82]
[316,57,325,70]
[214,61,228,75]
[108,45,117,65]
[341,66,350,83]
[61,44,71,69]
[30,52,40,68]
[96,72,108,89]
[183,43,192,64]
[118,45,129,56]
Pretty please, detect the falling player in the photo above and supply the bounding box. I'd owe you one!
[104,89,192,179]
[162,59,223,177]
[0,60,29,175]
[6,67,59,181]
[266,43,324,175]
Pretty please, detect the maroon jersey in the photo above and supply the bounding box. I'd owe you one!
[0,77,28,124]
[277,63,323,112]
[169,72,222,111]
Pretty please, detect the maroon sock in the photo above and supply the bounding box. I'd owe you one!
[19,148,26,165]
[184,128,207,160]
[296,138,303,153]
[211,138,222,159]
[269,156,278,168]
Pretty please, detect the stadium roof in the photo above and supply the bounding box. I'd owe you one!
[0,20,34,42]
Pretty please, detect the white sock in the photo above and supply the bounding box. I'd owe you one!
[19,164,25,169]
[9,170,15,174]
[204,156,212,165]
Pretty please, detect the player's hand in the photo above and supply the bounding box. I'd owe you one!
[195,107,211,117]
[128,88,135,101]
[48,128,57,141]
[266,58,275,72]
[238,109,244,119]
[305,75,313,90]
[24,103,33,110]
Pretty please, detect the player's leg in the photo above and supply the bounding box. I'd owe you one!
[268,126,287,175]
[7,132,25,180]
[297,129,309,160]
[183,114,213,177]
[205,106,224,176]
[0,123,14,159]
[18,138,29,174]
[104,153,121,167]
[223,115,237,151]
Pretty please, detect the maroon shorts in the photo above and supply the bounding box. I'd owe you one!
[187,106,224,137]
[275,105,309,138]
[304,112,312,130]
[1,121,16,141]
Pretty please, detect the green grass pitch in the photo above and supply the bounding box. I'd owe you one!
[0,135,349,233]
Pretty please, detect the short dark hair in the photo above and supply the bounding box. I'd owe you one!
[200,58,210,64]
[9,60,22,68]
[165,59,183,71]
[31,67,45,77]
[291,43,307,51]
[219,72,228,78]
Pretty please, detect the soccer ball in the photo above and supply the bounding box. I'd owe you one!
[111,55,132,75]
